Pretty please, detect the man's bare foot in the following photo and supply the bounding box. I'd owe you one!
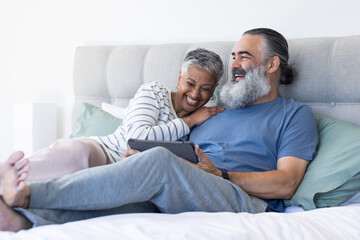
[0,197,32,231]
[0,151,31,208]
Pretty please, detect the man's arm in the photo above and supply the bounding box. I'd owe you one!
[226,156,309,199]
[194,146,309,200]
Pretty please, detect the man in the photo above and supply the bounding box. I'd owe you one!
[0,28,318,231]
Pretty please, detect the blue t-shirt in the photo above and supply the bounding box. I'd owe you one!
[189,97,318,212]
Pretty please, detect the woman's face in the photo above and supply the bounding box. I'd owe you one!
[174,66,217,114]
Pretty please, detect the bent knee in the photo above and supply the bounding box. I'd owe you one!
[51,139,94,168]
[147,146,173,157]
[76,138,108,167]
[142,147,179,165]
[52,139,91,154]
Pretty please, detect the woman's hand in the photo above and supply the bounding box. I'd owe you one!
[122,149,140,159]
[182,106,225,128]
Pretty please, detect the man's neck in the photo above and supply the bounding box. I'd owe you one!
[247,90,279,106]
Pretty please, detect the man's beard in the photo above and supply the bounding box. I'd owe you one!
[219,65,270,109]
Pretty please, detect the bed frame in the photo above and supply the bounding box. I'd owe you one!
[72,36,360,127]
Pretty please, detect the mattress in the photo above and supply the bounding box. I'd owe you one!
[1,203,360,240]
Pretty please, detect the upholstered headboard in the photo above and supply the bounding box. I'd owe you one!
[72,36,360,127]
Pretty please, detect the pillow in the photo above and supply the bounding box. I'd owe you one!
[314,171,360,208]
[284,113,360,210]
[70,103,123,138]
[101,102,127,119]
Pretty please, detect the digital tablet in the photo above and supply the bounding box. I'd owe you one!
[127,139,199,164]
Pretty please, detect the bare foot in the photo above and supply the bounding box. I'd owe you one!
[0,197,32,231]
[0,151,31,207]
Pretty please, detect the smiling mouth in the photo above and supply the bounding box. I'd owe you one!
[185,96,200,106]
[235,74,244,78]
[233,68,247,82]
[234,74,244,81]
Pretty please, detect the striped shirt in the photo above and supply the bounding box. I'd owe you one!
[96,81,190,163]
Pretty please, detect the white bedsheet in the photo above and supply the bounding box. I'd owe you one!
[1,204,360,240]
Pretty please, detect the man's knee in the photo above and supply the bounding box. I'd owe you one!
[137,146,181,168]
[146,146,173,159]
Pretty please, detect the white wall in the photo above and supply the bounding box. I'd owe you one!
[1,0,359,160]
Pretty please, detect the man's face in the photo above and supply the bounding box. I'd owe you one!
[230,35,265,81]
[219,35,271,108]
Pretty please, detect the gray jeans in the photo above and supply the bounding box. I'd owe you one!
[17,147,268,227]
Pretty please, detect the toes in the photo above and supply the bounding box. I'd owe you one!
[17,164,31,176]
[16,182,26,192]
[14,158,29,171]
[7,151,25,165]
[18,172,28,182]
[17,167,30,177]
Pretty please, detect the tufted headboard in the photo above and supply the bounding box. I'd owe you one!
[72,36,360,127]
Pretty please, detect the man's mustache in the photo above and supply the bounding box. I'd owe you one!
[232,68,247,81]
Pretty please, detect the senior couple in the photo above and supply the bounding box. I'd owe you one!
[0,28,318,231]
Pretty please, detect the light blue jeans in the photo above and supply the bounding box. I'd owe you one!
[16,147,268,227]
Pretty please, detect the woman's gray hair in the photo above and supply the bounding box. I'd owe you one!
[181,48,224,83]
[243,28,294,85]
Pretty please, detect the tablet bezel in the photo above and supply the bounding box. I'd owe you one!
[127,139,199,163]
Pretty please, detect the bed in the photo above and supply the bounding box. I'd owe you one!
[2,36,360,239]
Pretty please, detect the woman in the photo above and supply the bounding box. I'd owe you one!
[16,48,225,182]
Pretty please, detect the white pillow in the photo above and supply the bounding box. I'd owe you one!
[101,103,127,119]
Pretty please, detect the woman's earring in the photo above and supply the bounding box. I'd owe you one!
[176,83,179,89]
[210,94,216,101]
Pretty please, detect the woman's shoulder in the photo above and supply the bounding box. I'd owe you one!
[140,81,167,89]
[139,81,170,95]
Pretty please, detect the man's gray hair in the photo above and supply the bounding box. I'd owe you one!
[243,28,294,85]
[181,48,224,83]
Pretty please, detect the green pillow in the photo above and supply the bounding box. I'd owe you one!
[284,113,360,210]
[314,171,360,208]
[70,103,123,138]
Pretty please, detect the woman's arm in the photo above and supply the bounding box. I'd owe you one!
[182,106,225,128]
[121,82,190,141]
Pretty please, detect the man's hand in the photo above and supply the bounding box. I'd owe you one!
[122,149,140,159]
[181,146,309,200]
[191,145,221,177]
